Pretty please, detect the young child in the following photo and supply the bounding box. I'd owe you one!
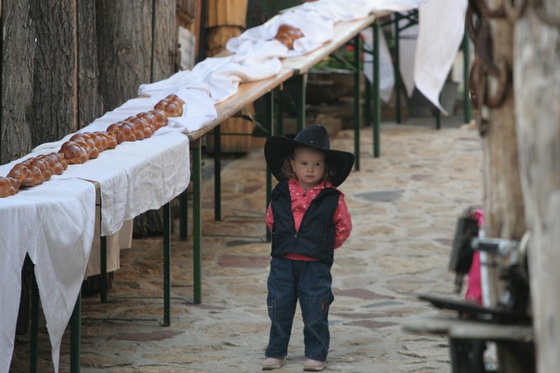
[262,125,354,371]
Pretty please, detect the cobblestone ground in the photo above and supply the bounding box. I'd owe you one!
[11,121,483,372]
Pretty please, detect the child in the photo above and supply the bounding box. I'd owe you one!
[262,125,354,371]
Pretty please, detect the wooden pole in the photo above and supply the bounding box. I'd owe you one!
[478,1,528,370]
[514,3,560,372]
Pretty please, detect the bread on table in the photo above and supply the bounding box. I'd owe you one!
[275,24,304,50]
[107,121,137,144]
[30,158,52,181]
[0,176,20,198]
[154,94,185,117]
[59,141,89,164]
[125,116,154,140]
[8,160,44,186]
[148,109,169,130]
[38,153,68,175]
[102,131,118,149]
[136,112,157,133]
[1,98,177,196]
[68,133,101,159]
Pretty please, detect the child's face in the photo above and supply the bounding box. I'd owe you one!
[290,147,326,189]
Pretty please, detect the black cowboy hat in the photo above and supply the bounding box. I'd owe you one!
[264,125,355,187]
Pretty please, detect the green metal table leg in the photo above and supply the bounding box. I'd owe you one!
[373,23,381,158]
[394,13,402,124]
[192,141,202,304]
[163,202,171,326]
[353,34,361,171]
[297,74,307,132]
[213,126,222,221]
[179,190,188,240]
[462,32,472,124]
[70,291,81,372]
[364,76,372,127]
[30,275,39,373]
[100,236,107,303]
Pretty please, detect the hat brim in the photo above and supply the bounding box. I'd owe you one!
[264,135,355,187]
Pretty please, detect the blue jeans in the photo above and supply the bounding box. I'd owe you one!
[265,257,334,361]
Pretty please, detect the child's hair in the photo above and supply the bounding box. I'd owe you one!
[280,146,332,181]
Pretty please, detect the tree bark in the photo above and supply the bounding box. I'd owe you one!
[28,0,78,143]
[1,0,105,163]
[152,0,178,82]
[514,2,560,372]
[77,0,104,129]
[1,0,36,163]
[95,0,153,112]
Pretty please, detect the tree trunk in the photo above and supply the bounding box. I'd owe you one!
[77,0,105,129]
[152,0,178,82]
[95,0,153,112]
[95,0,178,236]
[1,0,105,164]
[514,2,560,372]
[1,0,36,163]
[29,0,77,143]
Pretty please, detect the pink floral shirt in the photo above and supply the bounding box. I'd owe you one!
[266,178,352,261]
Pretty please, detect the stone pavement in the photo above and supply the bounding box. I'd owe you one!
[11,120,483,372]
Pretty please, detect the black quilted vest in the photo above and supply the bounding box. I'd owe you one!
[270,181,340,266]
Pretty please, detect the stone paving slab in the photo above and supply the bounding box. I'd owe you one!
[10,123,483,372]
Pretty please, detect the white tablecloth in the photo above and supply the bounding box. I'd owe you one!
[55,133,191,236]
[1,131,190,372]
[0,178,96,373]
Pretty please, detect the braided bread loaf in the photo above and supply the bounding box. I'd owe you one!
[0,176,21,198]
[154,94,185,117]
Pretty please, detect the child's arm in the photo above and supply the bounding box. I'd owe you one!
[333,193,352,249]
[266,203,274,231]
